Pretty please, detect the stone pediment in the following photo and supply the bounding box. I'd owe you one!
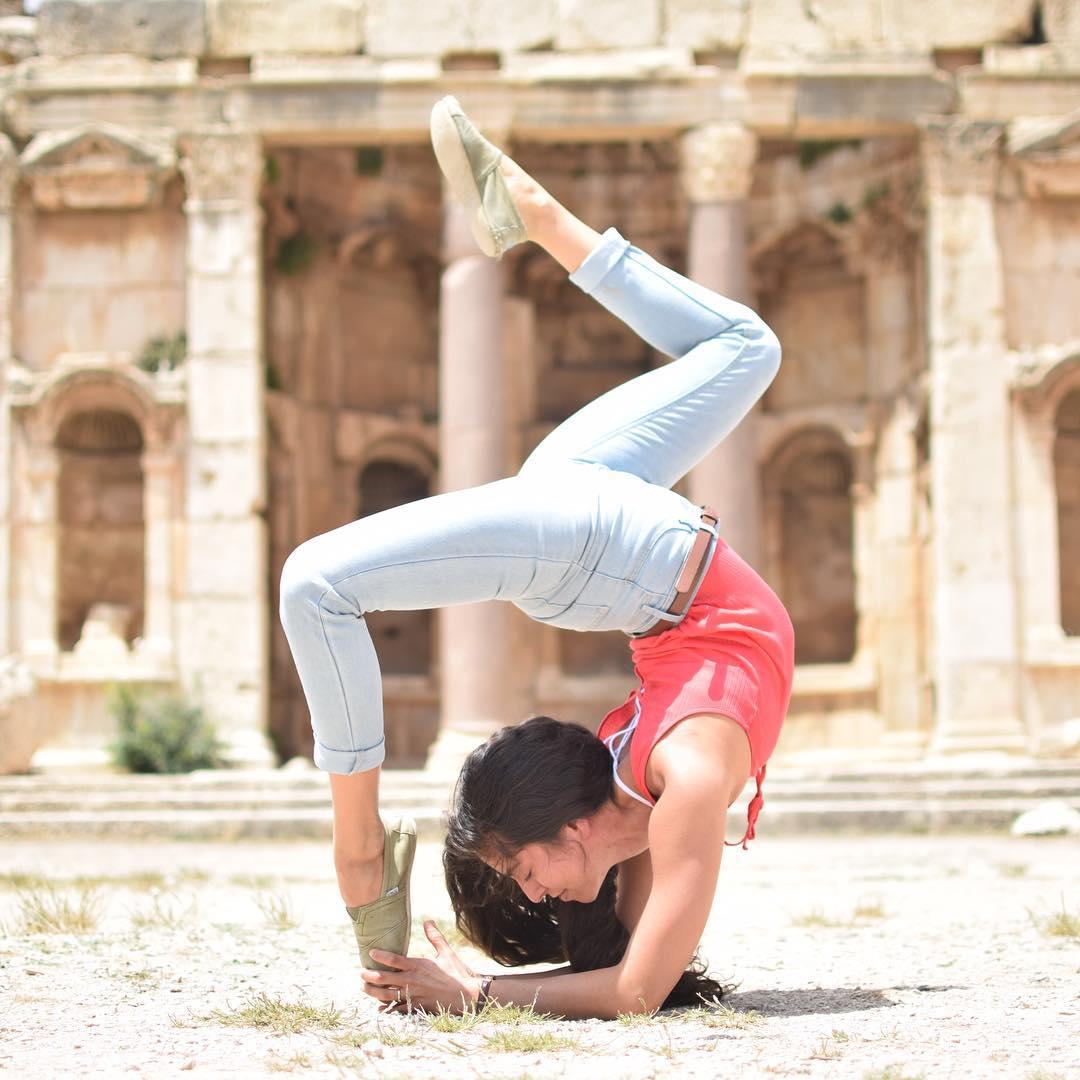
[1009,110,1080,199]
[19,124,177,210]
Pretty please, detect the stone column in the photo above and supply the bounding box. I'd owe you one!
[427,196,512,776]
[180,130,273,766]
[679,124,762,567]
[18,444,60,666]
[0,135,15,658]
[922,120,1028,756]
[136,444,179,663]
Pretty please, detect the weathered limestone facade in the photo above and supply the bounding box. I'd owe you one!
[0,0,1078,772]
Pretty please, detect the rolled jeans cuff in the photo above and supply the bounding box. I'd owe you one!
[569,226,631,294]
[314,737,386,775]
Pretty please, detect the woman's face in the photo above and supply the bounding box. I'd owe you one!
[496,826,606,905]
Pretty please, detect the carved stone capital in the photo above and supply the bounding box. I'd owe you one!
[921,119,1004,198]
[181,131,262,208]
[19,124,177,211]
[679,124,758,204]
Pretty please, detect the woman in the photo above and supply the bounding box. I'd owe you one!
[278,96,794,1020]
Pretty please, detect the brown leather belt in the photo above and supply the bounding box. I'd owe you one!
[638,506,719,638]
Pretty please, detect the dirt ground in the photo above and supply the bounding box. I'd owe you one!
[1,832,1077,1079]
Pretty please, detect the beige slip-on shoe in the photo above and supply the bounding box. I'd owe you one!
[430,94,528,259]
[345,814,416,971]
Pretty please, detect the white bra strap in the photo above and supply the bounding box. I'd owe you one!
[602,695,654,809]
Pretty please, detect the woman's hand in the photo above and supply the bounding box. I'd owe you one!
[360,920,481,1014]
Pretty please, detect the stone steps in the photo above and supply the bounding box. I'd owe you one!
[0,762,1078,841]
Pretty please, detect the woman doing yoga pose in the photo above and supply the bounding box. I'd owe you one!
[278,97,794,1020]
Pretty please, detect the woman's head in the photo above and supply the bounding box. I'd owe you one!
[442,715,729,1008]
[444,715,614,908]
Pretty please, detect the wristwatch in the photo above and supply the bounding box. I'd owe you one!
[477,974,495,1007]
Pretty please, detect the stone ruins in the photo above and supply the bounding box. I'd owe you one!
[0,0,1077,773]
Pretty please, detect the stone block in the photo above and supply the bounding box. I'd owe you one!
[880,0,1034,51]
[183,519,266,597]
[366,0,470,57]
[187,357,261,442]
[465,0,556,52]
[187,275,260,356]
[36,0,207,59]
[186,440,264,520]
[663,0,746,51]
[555,0,660,50]
[207,0,364,57]
[187,209,260,278]
[1045,0,1080,45]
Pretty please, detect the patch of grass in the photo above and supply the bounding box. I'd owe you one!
[228,873,275,889]
[682,1000,763,1029]
[1028,897,1080,939]
[616,1004,662,1027]
[118,968,158,987]
[1025,1071,1066,1080]
[853,899,886,920]
[208,992,344,1034]
[810,1034,844,1059]
[998,862,1029,878]
[254,892,297,930]
[862,1069,925,1080]
[177,868,210,885]
[422,1003,482,1033]
[130,891,195,931]
[15,885,102,934]
[479,1001,556,1024]
[267,1052,311,1073]
[0,871,166,892]
[484,1029,580,1053]
[792,906,846,929]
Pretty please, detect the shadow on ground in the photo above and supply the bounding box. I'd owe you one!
[725,986,898,1017]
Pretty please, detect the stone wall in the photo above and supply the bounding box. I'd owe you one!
[23,0,1070,62]
[0,0,1077,770]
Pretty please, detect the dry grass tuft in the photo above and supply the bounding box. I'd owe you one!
[484,1029,580,1053]
[254,891,297,930]
[266,1051,312,1072]
[1027,897,1080,939]
[853,898,886,920]
[682,999,763,1029]
[15,884,102,934]
[616,1004,662,1027]
[130,890,196,931]
[997,862,1029,878]
[792,906,846,929]
[207,992,344,1034]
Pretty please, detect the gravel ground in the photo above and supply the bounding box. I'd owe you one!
[0,833,1077,1080]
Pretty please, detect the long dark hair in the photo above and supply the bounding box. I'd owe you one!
[443,715,728,1010]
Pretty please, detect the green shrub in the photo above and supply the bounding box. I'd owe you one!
[137,332,187,374]
[108,685,227,774]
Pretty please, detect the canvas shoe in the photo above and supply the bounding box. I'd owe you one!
[430,94,528,259]
[345,814,416,971]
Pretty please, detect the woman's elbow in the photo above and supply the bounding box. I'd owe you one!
[613,977,673,1018]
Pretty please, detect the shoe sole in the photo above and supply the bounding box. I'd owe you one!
[430,98,500,258]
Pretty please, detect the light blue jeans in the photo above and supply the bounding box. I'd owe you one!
[279,227,781,774]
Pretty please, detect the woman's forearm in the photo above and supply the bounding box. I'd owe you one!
[483,964,646,1020]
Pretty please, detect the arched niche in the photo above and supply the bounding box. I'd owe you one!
[1055,387,1080,636]
[753,223,868,412]
[56,408,145,650]
[764,427,857,664]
